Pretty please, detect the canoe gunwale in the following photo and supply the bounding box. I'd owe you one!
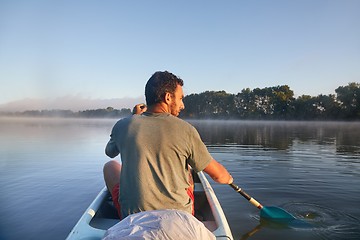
[197,171,233,240]
[66,171,233,240]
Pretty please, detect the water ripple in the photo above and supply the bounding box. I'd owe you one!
[282,202,360,240]
[244,202,360,240]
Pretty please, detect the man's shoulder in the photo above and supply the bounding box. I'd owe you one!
[168,116,194,129]
[113,116,133,128]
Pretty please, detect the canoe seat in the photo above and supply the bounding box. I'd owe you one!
[91,218,119,230]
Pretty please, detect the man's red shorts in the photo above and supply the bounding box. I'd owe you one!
[111,183,122,219]
[111,183,195,220]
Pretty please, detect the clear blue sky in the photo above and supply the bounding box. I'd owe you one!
[1,0,359,110]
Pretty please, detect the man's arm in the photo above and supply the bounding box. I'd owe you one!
[105,138,119,158]
[106,103,145,158]
[203,158,233,184]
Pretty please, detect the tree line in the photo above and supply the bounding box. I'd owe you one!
[1,82,359,120]
[180,82,360,120]
[1,107,132,118]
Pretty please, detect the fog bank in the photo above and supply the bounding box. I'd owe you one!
[0,95,145,112]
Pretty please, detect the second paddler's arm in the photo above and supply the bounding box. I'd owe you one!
[203,158,233,184]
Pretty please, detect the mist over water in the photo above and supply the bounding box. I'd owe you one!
[0,117,359,240]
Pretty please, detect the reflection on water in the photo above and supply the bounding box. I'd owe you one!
[0,118,360,240]
[189,120,360,240]
[189,120,360,154]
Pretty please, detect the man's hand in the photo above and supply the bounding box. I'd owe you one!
[132,104,147,115]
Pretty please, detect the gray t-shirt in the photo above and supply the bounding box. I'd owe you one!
[105,112,212,218]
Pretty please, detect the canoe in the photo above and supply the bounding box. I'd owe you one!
[66,171,233,240]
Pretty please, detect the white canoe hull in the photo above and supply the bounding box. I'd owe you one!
[66,171,233,240]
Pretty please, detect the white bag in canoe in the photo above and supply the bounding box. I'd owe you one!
[102,209,216,240]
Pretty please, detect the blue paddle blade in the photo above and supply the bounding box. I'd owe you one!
[260,206,296,220]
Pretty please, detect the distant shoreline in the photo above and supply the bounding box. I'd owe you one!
[1,82,360,120]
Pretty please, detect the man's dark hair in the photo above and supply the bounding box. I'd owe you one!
[145,71,184,105]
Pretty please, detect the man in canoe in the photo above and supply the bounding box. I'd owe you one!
[104,71,233,219]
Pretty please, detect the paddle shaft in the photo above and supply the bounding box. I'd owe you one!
[229,183,263,209]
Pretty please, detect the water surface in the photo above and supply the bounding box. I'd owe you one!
[0,118,359,239]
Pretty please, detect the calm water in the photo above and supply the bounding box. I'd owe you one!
[0,117,359,240]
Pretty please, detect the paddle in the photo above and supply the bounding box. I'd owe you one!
[229,183,296,221]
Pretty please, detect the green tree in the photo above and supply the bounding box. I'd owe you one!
[336,82,360,119]
[271,85,294,119]
[182,91,234,118]
[293,95,316,120]
[234,88,255,118]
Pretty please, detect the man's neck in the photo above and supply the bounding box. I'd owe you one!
[147,103,169,114]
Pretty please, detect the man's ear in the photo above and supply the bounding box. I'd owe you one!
[164,92,172,104]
